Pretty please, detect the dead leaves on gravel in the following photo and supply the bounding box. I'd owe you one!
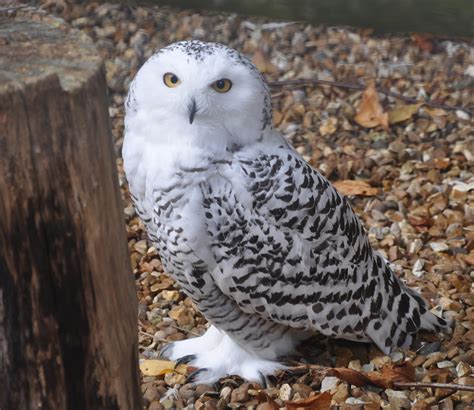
[354,81,389,131]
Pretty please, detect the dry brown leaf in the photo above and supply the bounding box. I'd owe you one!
[381,362,416,384]
[354,81,389,131]
[412,33,435,53]
[286,391,332,409]
[328,363,415,390]
[388,104,422,124]
[139,359,188,376]
[252,49,277,74]
[333,180,378,196]
[329,367,372,387]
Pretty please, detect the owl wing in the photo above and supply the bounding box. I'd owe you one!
[202,143,447,353]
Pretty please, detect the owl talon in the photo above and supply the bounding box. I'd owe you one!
[176,354,197,366]
[159,343,173,358]
[186,368,208,384]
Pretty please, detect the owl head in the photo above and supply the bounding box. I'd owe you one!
[125,41,273,149]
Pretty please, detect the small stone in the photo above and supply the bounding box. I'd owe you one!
[179,383,196,401]
[455,110,470,121]
[134,239,148,254]
[321,376,340,392]
[465,64,474,76]
[345,397,365,405]
[371,355,391,368]
[389,351,405,364]
[292,383,312,398]
[423,352,446,368]
[220,386,232,401]
[456,361,471,377]
[385,389,410,409]
[429,242,449,252]
[231,383,249,402]
[143,385,160,403]
[148,401,164,410]
[164,372,185,386]
[169,306,195,328]
[124,205,135,218]
[161,290,180,302]
[418,341,441,356]
[437,360,454,369]
[412,259,425,277]
[412,355,427,367]
[438,297,462,311]
[278,383,292,401]
[195,384,215,397]
[362,363,375,372]
[348,360,362,371]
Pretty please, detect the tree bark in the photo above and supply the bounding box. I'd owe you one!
[0,9,141,410]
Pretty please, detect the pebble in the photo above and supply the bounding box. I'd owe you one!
[230,384,249,402]
[278,383,292,401]
[423,352,446,368]
[418,341,441,356]
[219,386,232,402]
[345,397,365,405]
[389,351,405,364]
[348,360,362,371]
[385,389,411,409]
[437,360,455,369]
[320,376,340,392]
[164,372,185,386]
[455,361,471,377]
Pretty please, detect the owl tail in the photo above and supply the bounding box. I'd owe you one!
[366,275,451,354]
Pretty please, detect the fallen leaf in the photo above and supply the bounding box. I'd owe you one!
[333,180,378,196]
[139,359,188,376]
[252,48,277,73]
[424,107,447,118]
[412,33,434,53]
[388,104,422,124]
[286,391,332,409]
[354,81,389,131]
[381,362,416,384]
[329,368,372,387]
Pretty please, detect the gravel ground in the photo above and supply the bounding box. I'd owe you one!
[20,1,474,408]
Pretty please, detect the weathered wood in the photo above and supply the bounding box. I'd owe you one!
[0,10,141,410]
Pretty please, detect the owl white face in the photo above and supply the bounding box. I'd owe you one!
[126,41,273,147]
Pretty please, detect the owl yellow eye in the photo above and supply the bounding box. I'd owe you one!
[163,72,181,88]
[212,78,232,93]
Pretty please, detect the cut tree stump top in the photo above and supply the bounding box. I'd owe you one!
[0,10,101,92]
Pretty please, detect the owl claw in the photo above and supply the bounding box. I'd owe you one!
[258,371,268,388]
[186,368,208,384]
[176,354,197,366]
[159,343,173,358]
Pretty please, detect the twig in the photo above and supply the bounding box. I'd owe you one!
[169,323,201,337]
[394,382,474,392]
[268,78,472,115]
[285,365,474,393]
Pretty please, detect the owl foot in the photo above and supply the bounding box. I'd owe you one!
[164,329,284,384]
[161,325,224,360]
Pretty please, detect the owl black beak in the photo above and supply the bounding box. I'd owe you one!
[188,98,197,124]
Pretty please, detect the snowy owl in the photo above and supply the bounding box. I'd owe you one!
[123,40,448,384]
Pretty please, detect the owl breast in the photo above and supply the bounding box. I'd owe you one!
[138,164,218,293]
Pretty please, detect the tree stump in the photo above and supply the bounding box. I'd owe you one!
[0,9,141,410]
